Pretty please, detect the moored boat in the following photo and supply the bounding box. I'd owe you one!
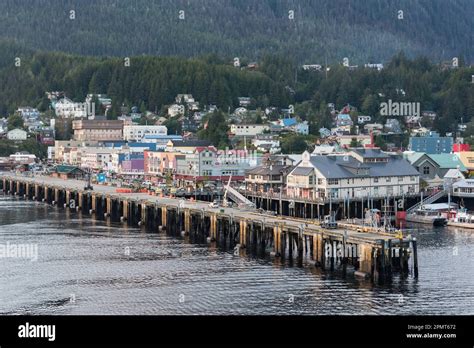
[447,208,474,229]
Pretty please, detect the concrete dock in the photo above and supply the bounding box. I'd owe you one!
[0,173,418,282]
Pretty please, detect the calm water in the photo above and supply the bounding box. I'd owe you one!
[0,194,473,315]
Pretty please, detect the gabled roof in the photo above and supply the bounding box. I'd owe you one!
[54,165,85,174]
[444,168,465,179]
[246,164,291,175]
[302,154,419,179]
[405,152,426,164]
[427,154,467,171]
[291,167,314,176]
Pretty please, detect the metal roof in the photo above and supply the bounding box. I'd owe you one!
[305,154,419,179]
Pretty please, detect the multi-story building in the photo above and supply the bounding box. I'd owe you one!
[54,140,99,163]
[144,146,261,184]
[286,148,420,201]
[245,155,295,192]
[144,150,183,180]
[72,120,123,141]
[79,147,118,171]
[409,131,453,154]
[123,125,167,142]
[405,152,467,186]
[111,152,145,175]
[55,97,89,118]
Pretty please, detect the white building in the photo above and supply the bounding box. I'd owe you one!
[7,128,27,141]
[230,124,269,137]
[55,97,88,118]
[168,104,184,117]
[252,135,281,154]
[286,149,420,201]
[9,152,36,164]
[80,147,118,170]
[123,125,168,142]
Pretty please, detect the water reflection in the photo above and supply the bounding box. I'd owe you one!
[0,195,472,315]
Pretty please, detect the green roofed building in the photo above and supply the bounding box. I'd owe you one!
[406,152,467,186]
[52,165,86,180]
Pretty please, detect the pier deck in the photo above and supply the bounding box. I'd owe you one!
[0,172,418,282]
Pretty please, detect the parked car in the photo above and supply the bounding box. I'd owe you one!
[208,201,219,208]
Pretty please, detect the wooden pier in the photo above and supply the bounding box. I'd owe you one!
[0,173,418,283]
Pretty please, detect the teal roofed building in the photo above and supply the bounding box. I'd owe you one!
[407,152,467,186]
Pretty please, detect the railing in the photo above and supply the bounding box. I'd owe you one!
[238,188,419,204]
[225,185,255,208]
[406,189,447,214]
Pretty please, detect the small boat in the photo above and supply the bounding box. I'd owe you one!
[406,207,448,226]
[447,208,474,229]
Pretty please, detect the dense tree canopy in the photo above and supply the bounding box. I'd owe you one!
[0,0,471,63]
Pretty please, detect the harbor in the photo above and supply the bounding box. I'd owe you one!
[0,172,418,283]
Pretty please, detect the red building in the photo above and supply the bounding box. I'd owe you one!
[453,143,470,152]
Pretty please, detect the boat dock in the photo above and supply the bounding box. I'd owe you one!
[0,173,418,282]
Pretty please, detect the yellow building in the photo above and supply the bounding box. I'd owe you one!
[454,151,474,173]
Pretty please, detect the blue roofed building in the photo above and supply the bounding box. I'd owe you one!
[142,134,183,150]
[409,131,453,154]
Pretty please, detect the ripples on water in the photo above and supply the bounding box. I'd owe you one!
[0,195,473,315]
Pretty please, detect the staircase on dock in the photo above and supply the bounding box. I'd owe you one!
[225,184,255,208]
[407,189,447,214]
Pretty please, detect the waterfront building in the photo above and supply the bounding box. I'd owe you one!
[80,147,119,171]
[245,155,295,192]
[405,152,467,186]
[54,140,99,162]
[286,148,420,200]
[51,165,86,180]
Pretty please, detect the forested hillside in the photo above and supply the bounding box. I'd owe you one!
[0,41,472,137]
[0,43,291,116]
[0,0,472,63]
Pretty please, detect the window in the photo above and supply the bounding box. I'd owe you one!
[328,179,339,185]
[398,176,403,182]
[374,177,378,183]
[318,178,323,185]
[423,166,430,175]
